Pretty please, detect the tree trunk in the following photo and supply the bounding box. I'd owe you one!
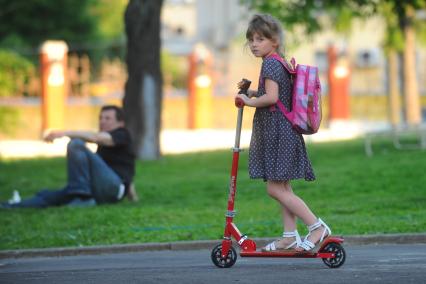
[387,49,401,127]
[403,5,421,126]
[124,0,163,160]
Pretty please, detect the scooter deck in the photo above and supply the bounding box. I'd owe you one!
[239,236,344,259]
[240,251,335,258]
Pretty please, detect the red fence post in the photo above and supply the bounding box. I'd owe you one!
[187,43,213,129]
[327,45,350,123]
[39,40,68,135]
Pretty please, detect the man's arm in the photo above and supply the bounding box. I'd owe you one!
[43,130,115,146]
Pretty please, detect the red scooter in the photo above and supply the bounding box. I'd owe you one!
[211,79,346,269]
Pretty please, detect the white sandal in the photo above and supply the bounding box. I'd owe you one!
[299,218,331,252]
[262,230,302,251]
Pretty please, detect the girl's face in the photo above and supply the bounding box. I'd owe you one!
[248,32,278,58]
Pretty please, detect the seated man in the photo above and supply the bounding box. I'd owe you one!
[2,105,136,208]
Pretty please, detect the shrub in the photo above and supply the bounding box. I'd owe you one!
[161,50,188,89]
[0,49,35,97]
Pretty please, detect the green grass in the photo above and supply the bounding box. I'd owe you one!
[1,138,425,250]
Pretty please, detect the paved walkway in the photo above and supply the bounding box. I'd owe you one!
[2,244,426,284]
[1,233,425,259]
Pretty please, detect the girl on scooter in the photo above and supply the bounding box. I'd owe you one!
[235,14,331,252]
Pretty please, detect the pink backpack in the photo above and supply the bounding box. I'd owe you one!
[269,54,322,135]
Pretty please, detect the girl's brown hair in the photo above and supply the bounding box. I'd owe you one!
[246,14,284,56]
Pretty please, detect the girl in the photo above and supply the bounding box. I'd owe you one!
[235,14,331,252]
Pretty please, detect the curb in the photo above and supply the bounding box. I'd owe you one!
[1,233,425,259]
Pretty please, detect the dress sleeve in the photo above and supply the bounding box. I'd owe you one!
[261,58,284,84]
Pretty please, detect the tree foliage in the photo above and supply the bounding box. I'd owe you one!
[0,50,34,97]
[244,0,426,125]
[244,0,426,49]
[378,0,426,51]
[0,0,127,50]
[244,0,377,35]
[90,0,128,41]
[0,0,98,49]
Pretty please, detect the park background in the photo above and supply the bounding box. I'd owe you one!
[0,0,426,250]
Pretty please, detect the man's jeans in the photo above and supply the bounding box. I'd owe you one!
[9,139,122,208]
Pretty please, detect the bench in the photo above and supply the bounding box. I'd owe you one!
[364,124,426,156]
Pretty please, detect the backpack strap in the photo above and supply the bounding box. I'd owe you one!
[275,99,290,116]
[267,54,294,119]
[269,53,296,74]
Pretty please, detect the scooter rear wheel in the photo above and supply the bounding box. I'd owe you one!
[321,242,346,268]
[211,244,237,268]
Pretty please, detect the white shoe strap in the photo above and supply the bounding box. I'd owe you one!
[307,218,332,243]
[299,239,315,251]
[307,219,322,232]
[320,218,331,241]
[265,241,276,251]
[282,230,302,246]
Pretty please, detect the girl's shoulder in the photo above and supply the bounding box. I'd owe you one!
[263,56,282,67]
[262,57,285,74]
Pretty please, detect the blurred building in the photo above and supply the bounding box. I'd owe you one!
[162,0,244,55]
[161,0,426,100]
[2,1,426,141]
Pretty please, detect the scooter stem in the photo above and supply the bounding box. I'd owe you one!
[222,79,252,251]
[226,108,242,219]
[234,78,251,149]
[222,105,245,255]
[234,108,244,149]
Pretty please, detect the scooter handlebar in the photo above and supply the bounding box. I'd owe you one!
[235,97,245,108]
[235,78,251,108]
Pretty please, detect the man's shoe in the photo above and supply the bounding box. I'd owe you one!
[8,190,21,204]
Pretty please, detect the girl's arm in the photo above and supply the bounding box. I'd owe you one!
[236,78,278,108]
[247,89,258,98]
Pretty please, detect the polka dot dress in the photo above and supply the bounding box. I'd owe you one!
[248,57,316,182]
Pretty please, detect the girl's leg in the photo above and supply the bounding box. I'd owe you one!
[263,181,301,249]
[266,202,298,249]
[267,181,329,248]
[267,181,317,225]
[282,204,296,232]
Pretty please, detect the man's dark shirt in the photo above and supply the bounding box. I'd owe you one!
[97,127,135,186]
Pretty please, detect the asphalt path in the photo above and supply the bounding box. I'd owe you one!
[1,244,425,284]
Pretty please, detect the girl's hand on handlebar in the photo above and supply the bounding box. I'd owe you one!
[247,90,257,98]
[235,93,250,107]
[236,83,255,98]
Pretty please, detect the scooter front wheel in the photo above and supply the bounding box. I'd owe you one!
[211,244,237,268]
[321,242,346,268]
